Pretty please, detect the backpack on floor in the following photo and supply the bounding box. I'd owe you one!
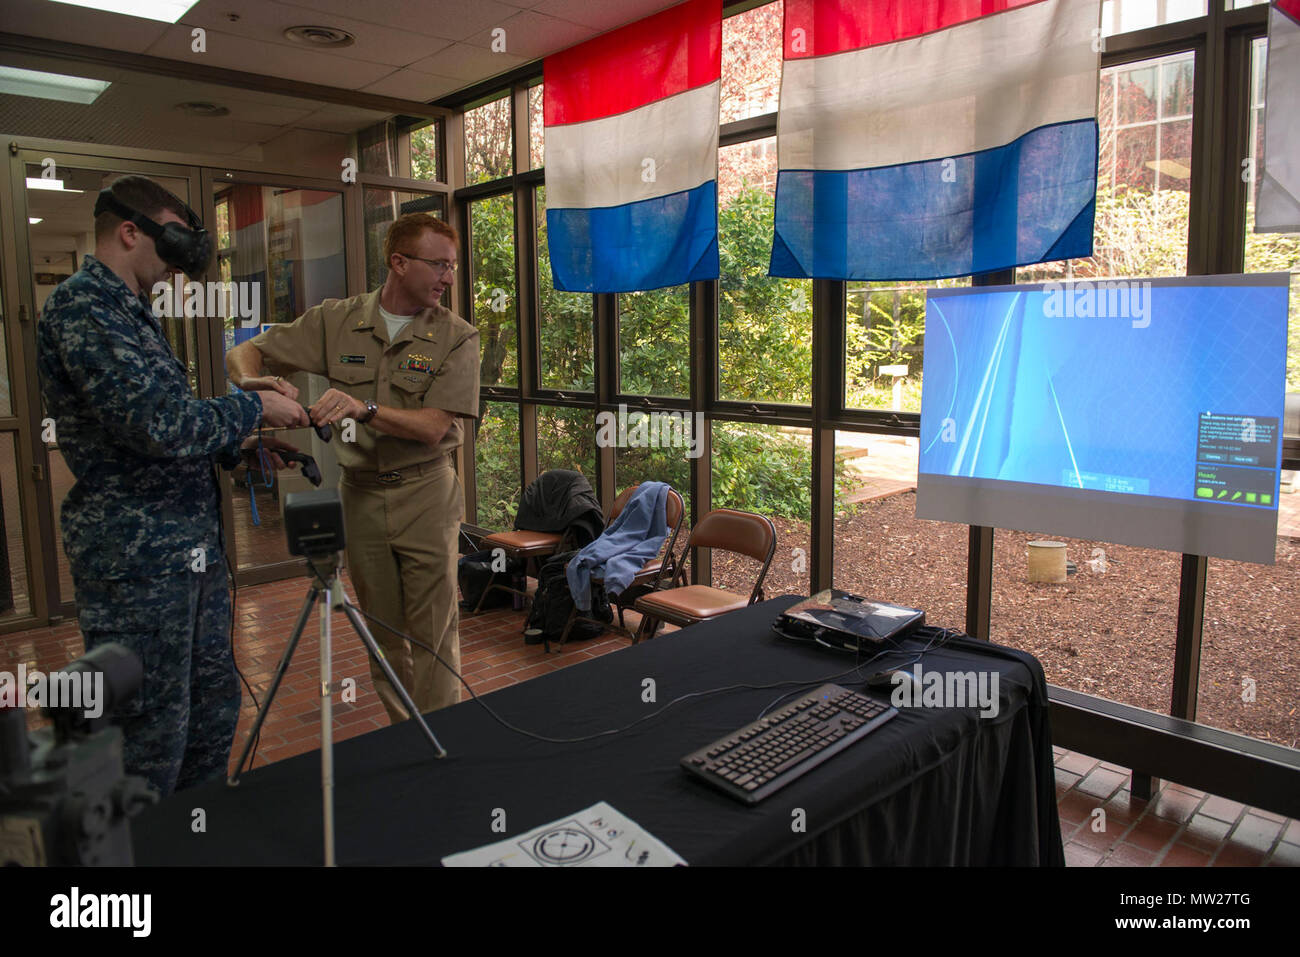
[525,550,610,644]
[458,549,524,611]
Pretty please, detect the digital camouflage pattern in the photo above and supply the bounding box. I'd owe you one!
[37,254,262,580]
[76,565,240,796]
[38,254,262,796]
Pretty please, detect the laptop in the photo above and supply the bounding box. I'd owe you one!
[777,589,925,652]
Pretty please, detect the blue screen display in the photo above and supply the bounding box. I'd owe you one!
[916,276,1290,563]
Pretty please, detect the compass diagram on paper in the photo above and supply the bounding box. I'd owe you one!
[520,822,611,866]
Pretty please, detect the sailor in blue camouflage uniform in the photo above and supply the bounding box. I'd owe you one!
[36,175,308,797]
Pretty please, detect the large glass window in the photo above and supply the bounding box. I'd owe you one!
[1199,35,1300,745]
[832,434,970,630]
[995,50,1197,712]
[469,194,517,389]
[720,1,783,123]
[537,406,596,477]
[409,120,443,182]
[844,278,969,413]
[618,286,690,398]
[712,422,811,597]
[616,426,693,518]
[528,83,544,171]
[474,401,520,531]
[464,94,513,186]
[718,137,810,405]
[1019,52,1195,285]
[361,118,445,182]
[536,186,593,392]
[1102,0,1207,36]
[364,188,447,291]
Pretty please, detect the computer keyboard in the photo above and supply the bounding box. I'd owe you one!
[681,683,898,805]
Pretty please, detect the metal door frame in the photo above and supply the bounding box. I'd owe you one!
[2,146,201,631]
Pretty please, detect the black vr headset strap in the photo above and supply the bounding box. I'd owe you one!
[96,189,162,239]
[94,188,209,276]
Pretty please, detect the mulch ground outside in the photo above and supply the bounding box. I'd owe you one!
[712,490,1299,749]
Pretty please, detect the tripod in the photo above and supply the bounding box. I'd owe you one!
[228,552,446,866]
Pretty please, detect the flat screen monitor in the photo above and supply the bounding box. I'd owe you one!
[916,274,1291,564]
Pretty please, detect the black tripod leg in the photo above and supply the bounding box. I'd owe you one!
[228,586,320,784]
[337,598,447,758]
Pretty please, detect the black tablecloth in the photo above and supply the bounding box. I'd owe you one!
[134,597,1064,866]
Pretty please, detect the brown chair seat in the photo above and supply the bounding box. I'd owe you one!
[481,529,564,557]
[634,584,749,622]
[632,507,777,643]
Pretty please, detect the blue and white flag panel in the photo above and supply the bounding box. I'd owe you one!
[543,0,721,293]
[769,0,1102,282]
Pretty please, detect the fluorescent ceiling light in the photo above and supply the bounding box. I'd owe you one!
[44,0,196,23]
[0,66,111,105]
[29,218,43,225]
[26,178,83,193]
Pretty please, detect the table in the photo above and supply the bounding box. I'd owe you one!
[133,596,1064,866]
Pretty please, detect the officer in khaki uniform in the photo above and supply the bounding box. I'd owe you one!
[227,213,479,722]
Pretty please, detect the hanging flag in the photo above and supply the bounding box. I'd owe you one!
[1256,0,1300,232]
[769,0,1101,281]
[543,0,720,293]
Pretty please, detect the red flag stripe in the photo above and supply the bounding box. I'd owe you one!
[544,0,720,127]
[782,0,1046,59]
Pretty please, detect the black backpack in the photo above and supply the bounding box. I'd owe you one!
[458,549,524,611]
[524,550,611,645]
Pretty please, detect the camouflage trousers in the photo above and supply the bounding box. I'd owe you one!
[74,561,240,799]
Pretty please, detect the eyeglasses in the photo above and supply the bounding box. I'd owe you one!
[397,252,457,275]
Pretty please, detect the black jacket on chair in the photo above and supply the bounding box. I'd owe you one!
[514,469,605,548]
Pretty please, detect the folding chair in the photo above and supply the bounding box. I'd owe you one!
[552,484,686,652]
[631,507,777,643]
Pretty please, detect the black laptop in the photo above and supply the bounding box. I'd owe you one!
[777,589,925,652]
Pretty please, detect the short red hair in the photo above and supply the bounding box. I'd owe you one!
[384,213,458,265]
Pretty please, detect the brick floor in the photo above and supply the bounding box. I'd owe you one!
[3,574,1295,866]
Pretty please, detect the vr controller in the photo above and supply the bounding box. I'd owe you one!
[278,449,322,487]
[304,405,332,443]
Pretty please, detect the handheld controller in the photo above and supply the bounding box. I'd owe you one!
[278,449,322,486]
[304,405,332,443]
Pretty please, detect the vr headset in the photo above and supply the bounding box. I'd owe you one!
[94,188,212,279]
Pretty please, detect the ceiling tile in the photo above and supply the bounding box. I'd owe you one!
[361,69,464,102]
[409,43,527,84]
[297,103,396,133]
[271,0,525,42]
[533,0,683,33]
[181,0,456,67]
[460,10,595,61]
[144,23,392,89]
[0,0,170,53]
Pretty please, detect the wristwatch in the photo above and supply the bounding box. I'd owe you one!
[358,399,379,424]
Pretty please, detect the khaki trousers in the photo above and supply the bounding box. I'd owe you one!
[340,462,462,723]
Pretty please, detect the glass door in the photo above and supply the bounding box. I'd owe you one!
[11,152,201,623]
[206,177,348,578]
